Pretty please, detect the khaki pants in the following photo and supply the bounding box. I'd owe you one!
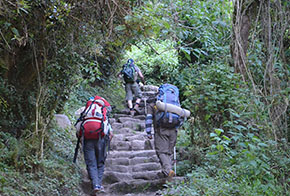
[125,82,142,101]
[154,127,177,176]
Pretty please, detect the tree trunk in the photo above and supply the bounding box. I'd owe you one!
[231,0,258,82]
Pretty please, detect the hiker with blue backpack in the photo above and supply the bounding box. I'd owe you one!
[145,84,190,180]
[118,59,145,116]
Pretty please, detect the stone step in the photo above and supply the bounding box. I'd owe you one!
[132,170,161,180]
[132,162,161,172]
[118,116,143,124]
[113,113,146,121]
[100,170,162,184]
[106,155,159,166]
[141,85,159,92]
[103,171,133,184]
[107,178,165,194]
[142,91,157,98]
[133,115,146,120]
[112,125,145,134]
[112,133,147,141]
[112,127,135,135]
[122,121,145,131]
[111,122,123,130]
[129,155,159,165]
[81,174,184,196]
[110,139,154,151]
[107,150,157,159]
[104,162,160,174]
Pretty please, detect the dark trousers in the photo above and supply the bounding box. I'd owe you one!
[83,138,106,189]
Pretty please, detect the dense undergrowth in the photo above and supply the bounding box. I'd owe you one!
[0,127,81,195]
[0,80,125,195]
[161,60,289,195]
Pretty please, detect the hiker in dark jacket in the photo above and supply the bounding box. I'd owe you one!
[145,101,177,180]
[118,59,145,116]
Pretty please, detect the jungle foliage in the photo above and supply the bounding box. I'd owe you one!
[0,0,289,195]
[124,0,289,195]
[0,0,140,194]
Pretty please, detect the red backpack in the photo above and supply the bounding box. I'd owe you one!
[77,96,111,139]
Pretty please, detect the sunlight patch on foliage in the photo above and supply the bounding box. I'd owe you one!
[124,39,179,85]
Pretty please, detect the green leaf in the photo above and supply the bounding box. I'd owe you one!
[216,144,224,151]
[222,135,231,141]
[210,133,217,137]
[205,114,211,121]
[11,28,20,37]
[163,21,170,29]
[235,125,246,131]
[115,25,126,31]
[208,151,219,155]
[249,160,257,167]
[215,128,224,136]
[258,142,268,148]
[124,15,132,21]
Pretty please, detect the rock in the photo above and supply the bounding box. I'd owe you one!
[142,85,159,92]
[54,114,71,129]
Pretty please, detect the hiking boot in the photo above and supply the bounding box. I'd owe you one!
[93,186,101,193]
[130,110,135,117]
[168,170,175,178]
[93,185,104,194]
[166,170,175,182]
[100,186,105,193]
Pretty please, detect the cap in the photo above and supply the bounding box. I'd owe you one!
[127,59,134,64]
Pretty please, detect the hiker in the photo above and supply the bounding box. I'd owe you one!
[75,96,113,194]
[145,84,188,180]
[118,58,145,116]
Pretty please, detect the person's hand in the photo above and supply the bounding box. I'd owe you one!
[147,133,152,139]
[109,132,114,140]
[117,72,122,79]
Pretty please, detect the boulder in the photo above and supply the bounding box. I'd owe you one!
[54,114,71,129]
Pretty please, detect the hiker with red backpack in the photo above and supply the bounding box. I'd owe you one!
[145,84,190,180]
[117,59,145,116]
[74,96,113,194]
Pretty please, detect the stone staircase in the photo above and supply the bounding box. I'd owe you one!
[80,85,167,195]
[102,114,164,194]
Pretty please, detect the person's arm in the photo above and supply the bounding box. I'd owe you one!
[134,65,145,84]
[138,71,145,84]
[108,123,114,140]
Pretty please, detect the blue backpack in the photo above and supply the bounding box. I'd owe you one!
[122,59,136,83]
[155,84,182,128]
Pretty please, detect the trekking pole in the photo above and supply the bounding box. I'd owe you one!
[144,98,147,115]
[174,146,177,174]
[73,122,85,163]
[73,119,82,164]
[73,137,80,163]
